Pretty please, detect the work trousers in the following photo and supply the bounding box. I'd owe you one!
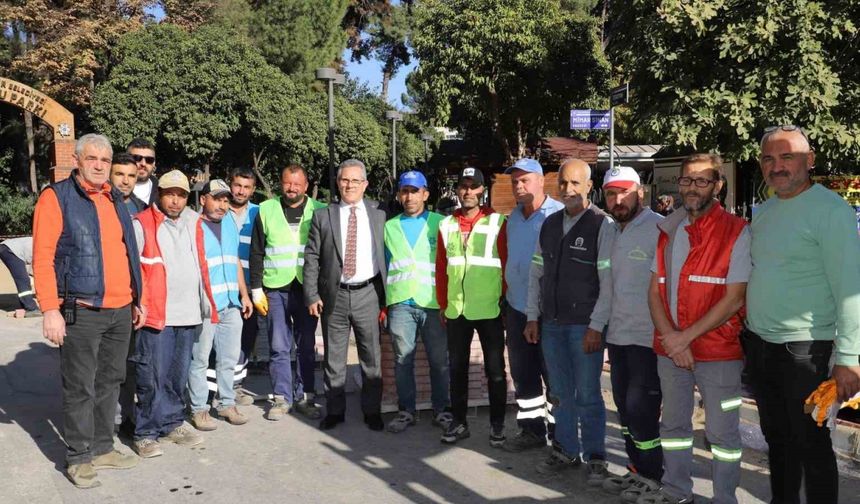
[61,305,132,465]
[447,315,507,428]
[657,356,743,504]
[0,244,38,311]
[506,309,554,438]
[743,331,838,504]
[321,283,382,416]
[607,343,663,481]
[268,282,319,403]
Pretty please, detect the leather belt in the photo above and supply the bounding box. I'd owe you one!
[339,275,378,290]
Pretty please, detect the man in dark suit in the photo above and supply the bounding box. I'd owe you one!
[303,159,387,431]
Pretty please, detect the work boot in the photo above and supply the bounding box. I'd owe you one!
[92,450,139,470]
[235,390,255,406]
[586,458,610,487]
[133,438,163,458]
[160,424,204,446]
[191,410,218,431]
[501,429,546,452]
[293,397,322,420]
[623,476,662,503]
[266,396,291,421]
[218,405,249,425]
[603,471,639,494]
[536,449,581,475]
[66,462,101,489]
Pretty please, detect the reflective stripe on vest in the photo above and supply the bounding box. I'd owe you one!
[384,212,442,308]
[202,213,241,312]
[234,203,258,283]
[258,197,325,289]
[441,212,505,320]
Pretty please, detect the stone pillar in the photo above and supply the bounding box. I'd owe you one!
[51,139,76,182]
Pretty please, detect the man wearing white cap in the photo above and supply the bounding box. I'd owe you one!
[640,153,750,504]
[131,169,216,458]
[598,167,665,501]
[501,158,563,452]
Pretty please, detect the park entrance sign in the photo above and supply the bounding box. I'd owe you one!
[0,77,76,182]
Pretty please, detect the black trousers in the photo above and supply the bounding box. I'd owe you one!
[506,309,553,437]
[743,331,838,504]
[447,315,507,427]
[0,244,38,311]
[60,305,132,465]
[607,343,663,481]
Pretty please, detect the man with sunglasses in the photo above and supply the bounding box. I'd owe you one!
[128,138,158,206]
[745,126,860,504]
[641,153,750,504]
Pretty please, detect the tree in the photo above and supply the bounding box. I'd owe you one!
[250,0,350,78]
[608,0,860,163]
[347,1,412,103]
[409,0,611,161]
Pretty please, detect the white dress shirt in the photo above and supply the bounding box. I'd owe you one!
[338,199,377,283]
[133,178,153,203]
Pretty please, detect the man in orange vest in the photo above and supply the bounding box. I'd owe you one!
[639,153,750,504]
[131,170,216,459]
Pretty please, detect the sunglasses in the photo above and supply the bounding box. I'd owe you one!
[763,124,809,142]
[131,154,156,164]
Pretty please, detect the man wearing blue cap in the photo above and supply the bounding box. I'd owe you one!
[383,171,452,433]
[502,158,564,452]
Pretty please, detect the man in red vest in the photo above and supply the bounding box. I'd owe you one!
[639,153,750,504]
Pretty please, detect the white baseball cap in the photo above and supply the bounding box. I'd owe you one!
[602,166,640,190]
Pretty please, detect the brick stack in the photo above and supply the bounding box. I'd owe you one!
[51,139,76,182]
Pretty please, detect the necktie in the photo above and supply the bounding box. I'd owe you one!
[344,206,357,279]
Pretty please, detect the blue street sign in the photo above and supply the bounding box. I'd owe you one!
[570,109,610,130]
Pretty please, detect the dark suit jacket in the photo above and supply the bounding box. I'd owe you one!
[303,199,387,311]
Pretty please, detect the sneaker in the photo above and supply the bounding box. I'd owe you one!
[489,424,506,448]
[266,397,291,421]
[586,458,610,487]
[440,422,470,444]
[624,477,662,503]
[536,449,582,475]
[386,411,416,433]
[635,488,692,504]
[191,410,218,431]
[235,391,255,406]
[431,410,454,430]
[66,462,100,489]
[603,471,639,494]
[133,438,163,458]
[501,429,546,452]
[218,405,249,425]
[92,450,139,470]
[160,424,204,446]
[293,397,322,420]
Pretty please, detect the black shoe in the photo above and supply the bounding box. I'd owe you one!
[364,413,384,431]
[441,422,470,444]
[319,414,345,430]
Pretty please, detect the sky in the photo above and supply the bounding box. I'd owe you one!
[343,50,416,109]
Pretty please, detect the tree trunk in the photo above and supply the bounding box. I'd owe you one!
[381,69,392,103]
[251,148,273,199]
[24,111,37,194]
[487,84,512,162]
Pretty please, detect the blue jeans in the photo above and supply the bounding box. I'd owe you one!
[388,303,450,413]
[188,307,243,411]
[541,321,606,460]
[133,325,197,440]
[267,284,318,403]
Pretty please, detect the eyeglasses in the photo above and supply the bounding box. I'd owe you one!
[338,178,366,186]
[763,124,809,142]
[677,176,718,188]
[131,154,156,164]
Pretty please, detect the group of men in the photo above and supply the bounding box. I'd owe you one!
[31,126,860,504]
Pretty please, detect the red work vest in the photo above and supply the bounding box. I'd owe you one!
[654,203,747,361]
[136,206,217,330]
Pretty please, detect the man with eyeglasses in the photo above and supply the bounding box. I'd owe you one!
[640,153,750,504]
[128,138,158,206]
[744,126,860,504]
[303,159,388,431]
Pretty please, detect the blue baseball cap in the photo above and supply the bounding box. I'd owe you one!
[504,158,543,175]
[398,170,428,189]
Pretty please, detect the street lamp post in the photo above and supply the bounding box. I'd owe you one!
[385,110,403,181]
[316,67,345,202]
[421,133,434,172]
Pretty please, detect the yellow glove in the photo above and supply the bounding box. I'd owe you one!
[805,379,838,427]
[252,288,268,316]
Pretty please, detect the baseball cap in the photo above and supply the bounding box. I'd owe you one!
[200,178,231,197]
[457,167,484,186]
[504,158,543,175]
[158,169,190,193]
[602,166,640,190]
[398,170,428,190]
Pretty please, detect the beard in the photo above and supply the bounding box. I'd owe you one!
[681,189,715,212]
[610,198,640,223]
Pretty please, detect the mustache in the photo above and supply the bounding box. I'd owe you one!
[768,171,790,178]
